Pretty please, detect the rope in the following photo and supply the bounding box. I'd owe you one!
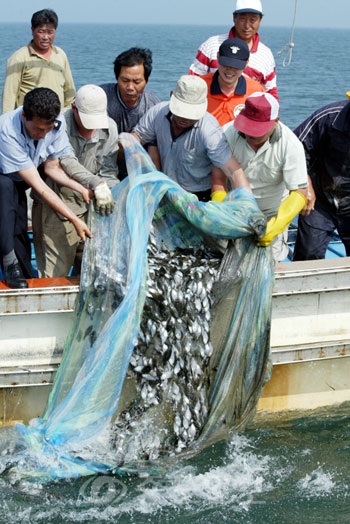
[277,0,298,67]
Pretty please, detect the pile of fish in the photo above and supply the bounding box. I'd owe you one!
[112,234,222,460]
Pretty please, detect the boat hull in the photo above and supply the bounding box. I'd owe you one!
[1,259,350,426]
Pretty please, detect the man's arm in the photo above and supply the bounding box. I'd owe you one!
[188,37,213,76]
[59,155,103,190]
[210,166,228,201]
[44,158,92,203]
[95,123,119,184]
[257,189,308,247]
[147,145,162,171]
[18,165,92,241]
[62,53,76,108]
[299,175,316,216]
[2,55,22,113]
[55,156,116,216]
[219,156,251,190]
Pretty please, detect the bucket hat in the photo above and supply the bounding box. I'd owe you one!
[169,75,208,120]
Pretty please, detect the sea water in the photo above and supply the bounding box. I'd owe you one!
[0,404,349,523]
[1,23,350,128]
[0,22,350,524]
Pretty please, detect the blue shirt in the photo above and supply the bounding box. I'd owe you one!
[0,107,72,181]
[133,101,232,192]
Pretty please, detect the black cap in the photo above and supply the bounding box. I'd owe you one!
[218,38,249,69]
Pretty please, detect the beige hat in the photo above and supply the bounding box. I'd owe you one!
[74,84,109,129]
[169,75,208,120]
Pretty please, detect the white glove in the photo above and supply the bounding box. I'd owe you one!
[94,182,115,216]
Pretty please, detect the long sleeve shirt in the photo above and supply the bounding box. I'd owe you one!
[2,43,76,114]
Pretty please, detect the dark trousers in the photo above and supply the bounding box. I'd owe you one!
[293,202,350,260]
[0,175,34,278]
[193,188,212,202]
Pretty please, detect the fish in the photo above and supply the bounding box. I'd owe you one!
[112,232,221,459]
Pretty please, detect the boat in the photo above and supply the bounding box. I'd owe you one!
[1,243,349,428]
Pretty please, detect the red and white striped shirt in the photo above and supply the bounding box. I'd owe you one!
[189,28,278,101]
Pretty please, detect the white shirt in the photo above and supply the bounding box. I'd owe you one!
[224,121,308,218]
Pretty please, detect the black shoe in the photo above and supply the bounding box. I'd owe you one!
[4,262,28,289]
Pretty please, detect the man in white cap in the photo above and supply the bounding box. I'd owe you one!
[222,92,314,262]
[188,0,278,101]
[32,84,119,277]
[132,75,250,201]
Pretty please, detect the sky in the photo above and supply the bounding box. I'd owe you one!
[1,0,350,28]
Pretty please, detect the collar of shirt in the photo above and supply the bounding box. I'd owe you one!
[28,41,58,58]
[210,71,247,96]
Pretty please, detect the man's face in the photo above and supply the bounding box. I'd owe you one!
[218,64,244,90]
[31,24,56,52]
[171,114,198,131]
[117,64,147,108]
[244,120,278,150]
[233,13,261,43]
[22,114,56,140]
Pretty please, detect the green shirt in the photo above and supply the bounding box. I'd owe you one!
[2,43,76,113]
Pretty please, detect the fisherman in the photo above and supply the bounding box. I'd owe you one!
[222,92,313,262]
[293,95,350,260]
[0,87,92,289]
[100,47,160,180]
[132,74,250,202]
[2,8,75,113]
[202,37,265,127]
[188,0,278,100]
[32,84,118,278]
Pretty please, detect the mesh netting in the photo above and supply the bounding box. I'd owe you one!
[7,133,273,480]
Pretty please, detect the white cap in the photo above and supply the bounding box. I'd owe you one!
[234,0,263,15]
[74,84,109,129]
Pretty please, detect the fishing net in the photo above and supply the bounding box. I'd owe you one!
[5,133,274,480]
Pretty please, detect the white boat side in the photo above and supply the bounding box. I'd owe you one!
[1,258,350,426]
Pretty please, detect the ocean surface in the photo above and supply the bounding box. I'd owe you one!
[1,23,350,129]
[0,23,350,524]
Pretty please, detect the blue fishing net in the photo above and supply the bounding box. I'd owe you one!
[6,133,273,480]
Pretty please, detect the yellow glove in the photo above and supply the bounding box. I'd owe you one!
[258,191,307,246]
[346,91,350,100]
[211,190,227,202]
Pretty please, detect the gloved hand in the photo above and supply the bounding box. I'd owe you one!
[258,191,307,246]
[211,190,227,202]
[94,182,115,216]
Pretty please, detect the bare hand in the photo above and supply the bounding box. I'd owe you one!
[300,183,316,216]
[81,187,92,205]
[74,217,93,241]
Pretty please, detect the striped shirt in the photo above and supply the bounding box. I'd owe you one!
[189,28,278,101]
